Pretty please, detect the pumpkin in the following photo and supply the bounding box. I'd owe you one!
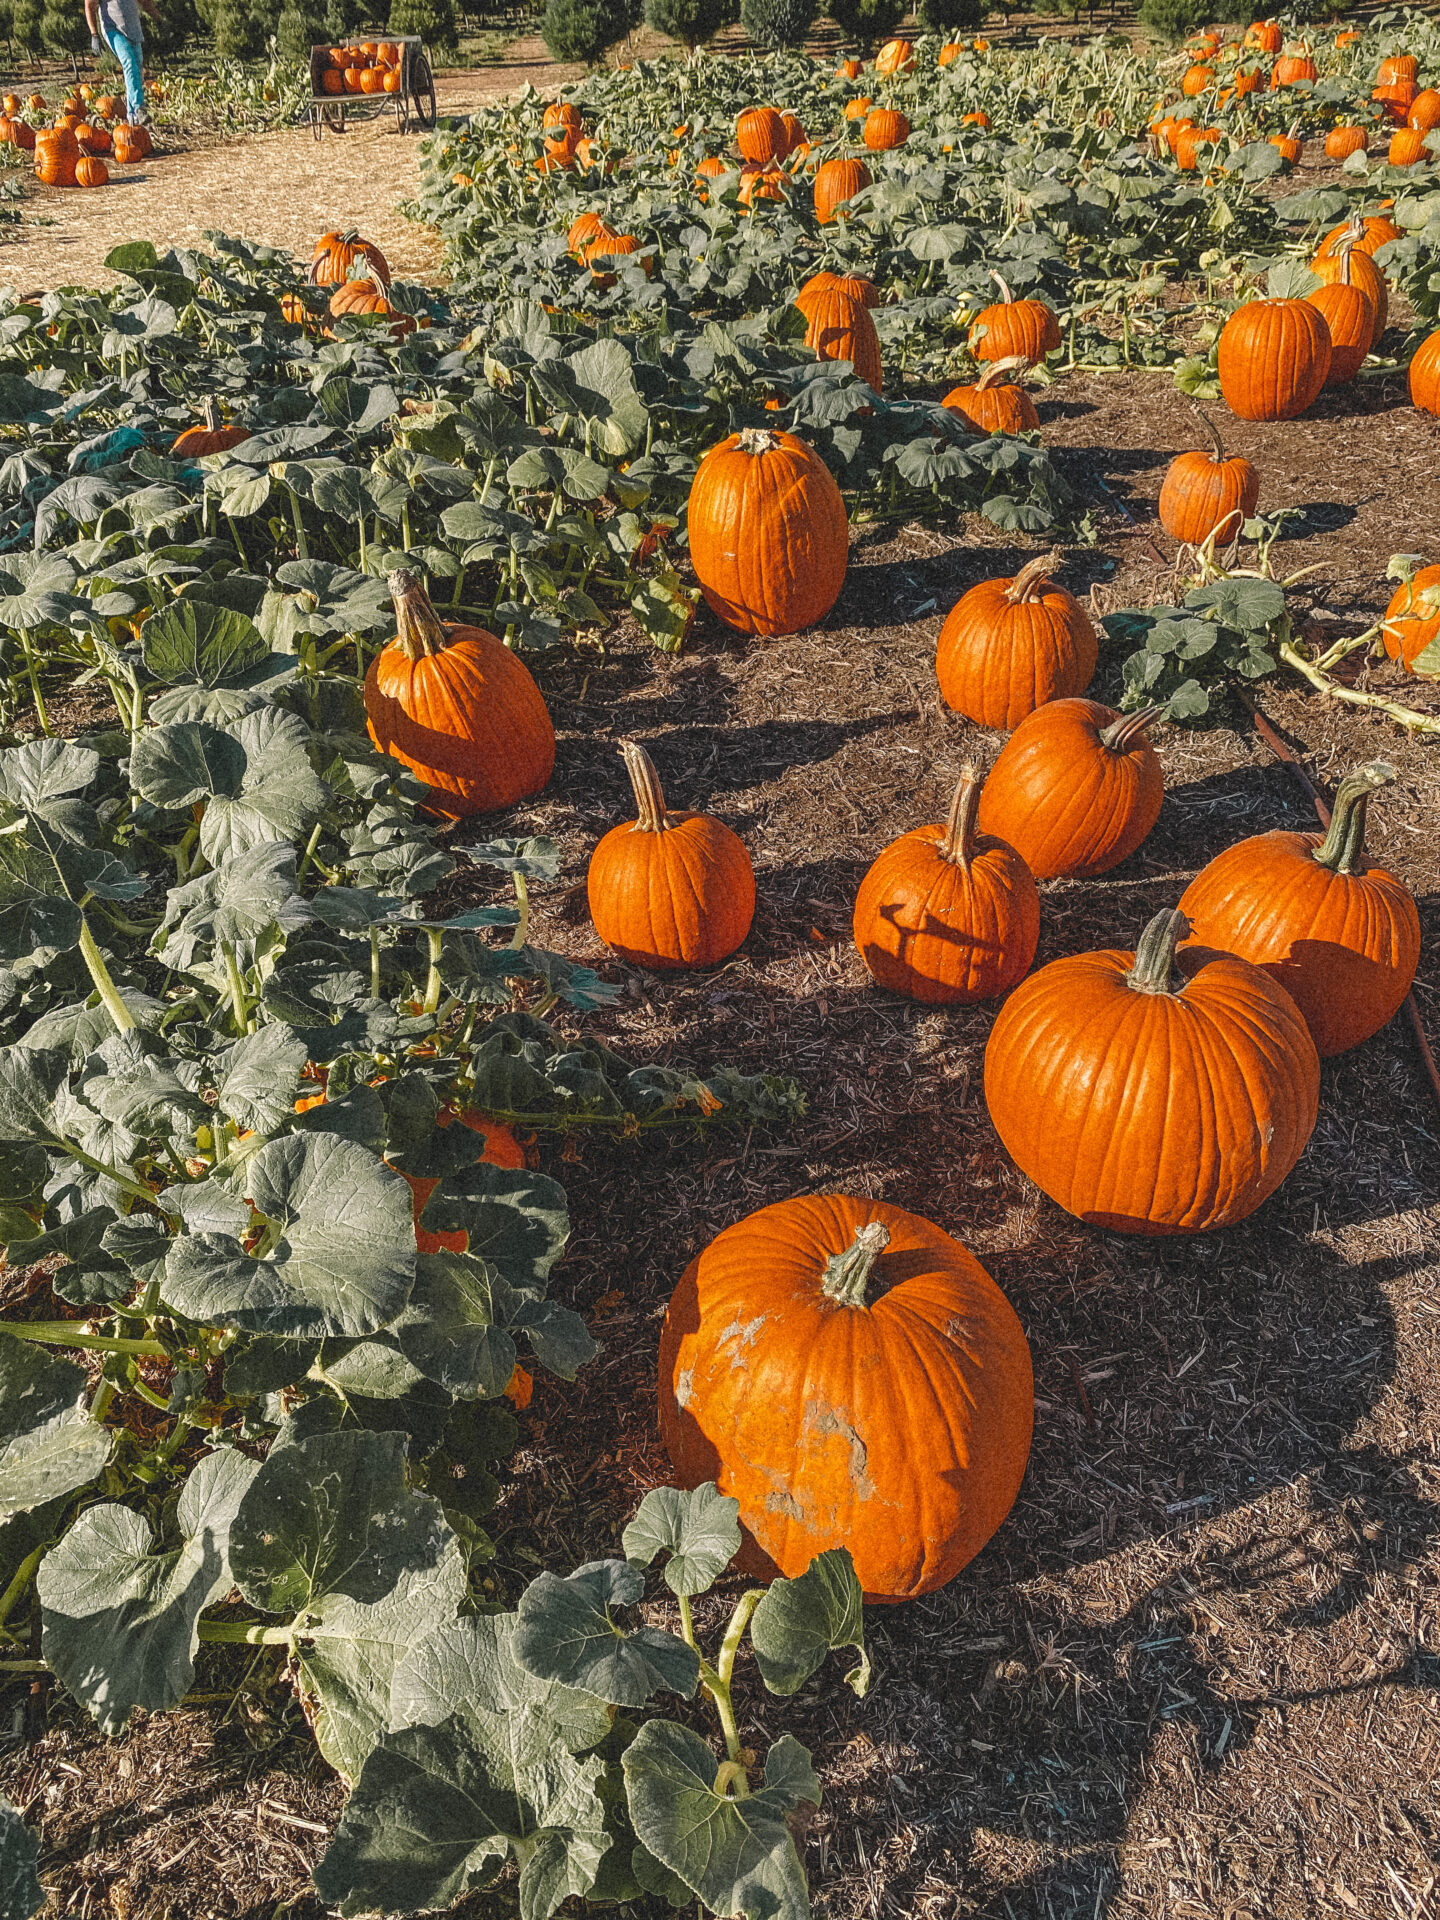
[1232,66,1263,96]
[1316,213,1401,259]
[835,57,861,79]
[694,154,727,197]
[1373,79,1418,121]
[1267,127,1302,165]
[985,907,1320,1234]
[566,209,609,256]
[687,428,848,637]
[395,1108,526,1256]
[875,36,914,74]
[968,274,1062,363]
[74,155,108,188]
[328,279,416,339]
[1334,28,1360,46]
[542,100,582,147]
[25,95,44,112]
[1176,126,1223,170]
[309,227,391,288]
[1410,327,1440,414]
[587,741,755,971]
[1164,116,1195,153]
[581,231,651,286]
[658,1193,1034,1602]
[8,120,33,150]
[171,396,250,457]
[738,162,787,209]
[343,65,364,91]
[1325,125,1368,159]
[843,96,873,121]
[976,699,1163,880]
[779,111,807,155]
[1381,564,1440,668]
[1306,240,1376,382]
[1377,53,1419,84]
[862,107,909,151]
[1273,49,1317,85]
[358,66,383,93]
[1,95,18,115]
[1158,406,1260,545]
[935,551,1098,731]
[941,356,1040,434]
[279,291,310,325]
[938,41,962,65]
[1180,763,1421,1055]
[1181,62,1214,95]
[363,568,556,817]
[1410,90,1440,131]
[813,154,870,222]
[34,127,77,187]
[1310,217,1388,335]
[961,108,991,127]
[1217,298,1331,420]
[1245,19,1282,52]
[852,764,1039,1003]
[75,123,111,153]
[1388,127,1429,165]
[113,119,150,158]
[735,105,786,163]
[321,67,343,94]
[802,269,879,308]
[795,273,882,391]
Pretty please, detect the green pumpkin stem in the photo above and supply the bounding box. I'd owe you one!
[938,764,982,869]
[388,568,449,661]
[821,1221,891,1307]
[1312,761,1395,875]
[1100,704,1162,752]
[1126,907,1189,996]
[620,740,671,833]
[1005,549,1062,604]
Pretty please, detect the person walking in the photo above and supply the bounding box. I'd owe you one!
[85,0,159,126]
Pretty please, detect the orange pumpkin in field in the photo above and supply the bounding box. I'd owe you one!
[1410,329,1440,415]
[875,36,914,73]
[310,227,391,288]
[813,154,871,223]
[687,428,849,637]
[391,1107,527,1255]
[112,122,150,163]
[75,123,111,153]
[1217,298,1331,420]
[942,357,1040,434]
[968,275,1062,362]
[1381,563,1440,667]
[862,107,909,151]
[659,1192,1035,1601]
[74,155,108,187]
[34,127,78,187]
[8,120,34,151]
[844,95,873,121]
[171,398,250,457]
[364,569,555,817]
[735,105,787,163]
[795,271,882,390]
[1325,124,1368,158]
[935,552,1097,730]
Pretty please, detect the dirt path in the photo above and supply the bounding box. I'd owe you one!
[0,37,581,293]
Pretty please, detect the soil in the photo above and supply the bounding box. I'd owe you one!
[3,29,1440,1920]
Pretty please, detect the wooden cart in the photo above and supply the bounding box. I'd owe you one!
[308,34,437,139]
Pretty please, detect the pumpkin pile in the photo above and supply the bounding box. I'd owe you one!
[318,40,404,96]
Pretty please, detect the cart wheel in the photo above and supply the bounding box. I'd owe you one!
[311,102,323,140]
[323,101,346,135]
[395,83,410,135]
[409,53,436,131]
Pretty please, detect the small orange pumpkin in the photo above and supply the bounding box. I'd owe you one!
[862,107,909,151]
[1158,406,1260,544]
[941,356,1040,435]
[935,552,1097,730]
[1381,564,1440,668]
[968,273,1062,363]
[171,397,250,457]
[309,227,391,288]
[74,155,108,188]
[875,36,914,73]
[1410,328,1440,415]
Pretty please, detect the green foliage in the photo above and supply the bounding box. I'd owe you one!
[643,0,733,49]
[1138,0,1242,39]
[1104,572,1291,720]
[389,0,458,50]
[41,0,89,57]
[541,0,633,62]
[824,0,905,51]
[913,0,987,34]
[276,0,323,61]
[740,0,816,49]
[146,0,201,56]
[9,0,44,57]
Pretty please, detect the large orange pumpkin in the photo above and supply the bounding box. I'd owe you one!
[1388,127,1430,165]
[812,154,871,223]
[1410,328,1440,414]
[853,764,1039,1002]
[1310,219,1389,336]
[795,273,882,391]
[1307,242,1376,383]
[1316,214,1401,260]
[968,275,1062,363]
[1244,18,1282,52]
[587,741,755,971]
[364,569,555,816]
[875,36,914,73]
[1217,298,1331,420]
[1158,408,1259,544]
[1410,89,1440,131]
[309,227,391,288]
[735,106,786,163]
[1273,49,1317,85]
[862,107,910,151]
[1179,764,1420,1057]
[687,428,848,637]
[1381,564,1440,668]
[935,552,1098,731]
[984,908,1321,1234]
[976,699,1163,879]
[658,1193,1034,1602]
[942,357,1040,434]
[34,127,78,187]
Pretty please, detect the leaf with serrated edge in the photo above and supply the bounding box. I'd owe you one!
[622,1483,740,1598]
[213,1026,309,1135]
[750,1547,870,1698]
[0,1338,111,1524]
[512,1559,698,1707]
[36,1448,259,1733]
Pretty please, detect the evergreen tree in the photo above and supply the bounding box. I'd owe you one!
[739,0,814,48]
[915,0,986,30]
[389,0,457,53]
[541,0,630,63]
[643,0,732,49]
[277,0,324,61]
[11,0,45,60]
[148,0,201,56]
[41,0,88,58]
[825,0,903,50]
[324,0,364,39]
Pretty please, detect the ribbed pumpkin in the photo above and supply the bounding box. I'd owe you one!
[1310,219,1388,336]
[1388,127,1429,165]
[1158,408,1260,545]
[1381,564,1440,668]
[779,111,808,155]
[74,155,108,187]
[836,56,861,79]
[364,569,555,816]
[862,107,910,151]
[1273,49,1317,85]
[658,1193,1034,1602]
[875,36,914,73]
[813,155,871,223]
[7,120,34,151]
[582,231,650,286]
[1217,299,1331,420]
[1410,89,1440,131]
[309,227,391,288]
[1410,328,1440,414]
[328,279,416,339]
[1178,764,1419,1058]
[694,155,727,198]
[936,552,1098,730]
[566,209,610,257]
[1245,19,1282,52]
[111,121,150,162]
[1181,61,1214,95]
[968,275,1062,363]
[687,428,848,637]
[1176,125,1223,170]
[1378,53,1419,84]
[1306,241,1376,383]
[1316,214,1401,259]
[795,273,882,391]
[942,356,1040,434]
[852,765,1040,1003]
[587,741,756,971]
[542,100,582,149]
[1373,79,1418,122]
[976,699,1163,879]
[735,106,786,163]
[34,127,78,186]
[1266,126,1302,166]
[938,41,962,65]
[984,908,1320,1235]
[171,397,250,458]
[738,162,788,210]
[802,269,879,308]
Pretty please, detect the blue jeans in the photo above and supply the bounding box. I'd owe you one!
[100,23,145,123]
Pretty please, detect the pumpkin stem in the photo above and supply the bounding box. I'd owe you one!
[976,354,1032,392]
[202,395,220,432]
[1099,704,1162,751]
[1190,401,1227,464]
[620,739,671,833]
[1126,908,1189,996]
[736,427,782,456]
[937,764,982,869]
[1004,549,1062,604]
[821,1220,890,1307]
[989,269,1016,305]
[1312,761,1395,874]
[388,568,449,661]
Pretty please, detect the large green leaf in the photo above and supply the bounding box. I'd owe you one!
[0,840,82,961]
[36,1448,260,1733]
[197,709,330,865]
[213,1026,310,1135]
[623,1724,820,1920]
[0,740,97,810]
[154,841,312,971]
[0,1047,67,1146]
[391,1612,611,1753]
[0,1339,111,1524]
[161,1133,415,1337]
[512,1560,699,1707]
[622,1483,741,1598]
[750,1548,870,1699]
[140,599,272,688]
[0,1798,43,1920]
[417,1163,568,1288]
[392,1252,595,1397]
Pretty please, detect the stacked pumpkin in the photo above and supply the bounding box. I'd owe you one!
[731,105,811,209]
[318,40,403,96]
[310,229,420,340]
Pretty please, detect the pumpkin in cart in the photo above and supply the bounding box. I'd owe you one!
[935,551,1097,730]
[1179,763,1419,1056]
[687,427,848,636]
[852,764,1039,1003]
[363,568,555,816]
[658,1193,1034,1601]
[984,908,1320,1234]
[587,741,755,971]
[309,227,391,288]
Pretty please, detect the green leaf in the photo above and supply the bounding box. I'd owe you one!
[213,1026,310,1135]
[0,1338,112,1524]
[623,1724,819,1920]
[459,837,562,881]
[161,1133,415,1338]
[391,1611,612,1753]
[155,841,312,971]
[0,1047,66,1145]
[0,740,97,810]
[129,723,248,810]
[0,1798,43,1920]
[36,1448,260,1734]
[0,840,82,961]
[141,599,271,688]
[512,1560,699,1707]
[750,1548,870,1698]
[198,709,330,865]
[417,1162,568,1290]
[558,338,650,457]
[622,1483,740,1597]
